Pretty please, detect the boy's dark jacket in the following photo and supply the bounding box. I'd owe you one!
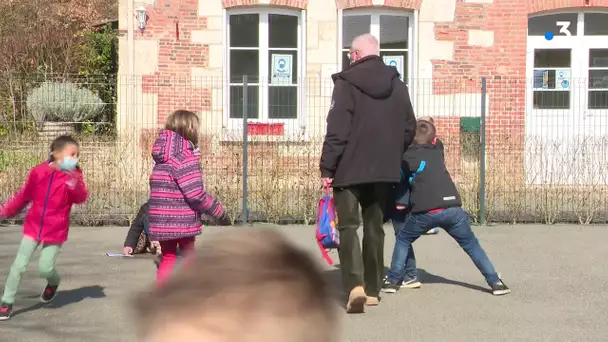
[320,55,417,187]
[124,203,149,247]
[396,141,461,213]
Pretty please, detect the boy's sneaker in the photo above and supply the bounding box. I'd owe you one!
[381,279,400,293]
[41,284,59,303]
[0,303,12,321]
[425,228,440,235]
[491,280,511,296]
[400,277,422,289]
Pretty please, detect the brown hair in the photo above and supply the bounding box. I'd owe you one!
[134,229,337,342]
[49,135,79,162]
[417,116,434,124]
[413,120,436,145]
[165,110,200,146]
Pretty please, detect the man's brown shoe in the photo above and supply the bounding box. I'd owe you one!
[365,296,379,306]
[346,286,367,314]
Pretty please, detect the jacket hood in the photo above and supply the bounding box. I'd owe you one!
[332,56,400,99]
[151,129,196,164]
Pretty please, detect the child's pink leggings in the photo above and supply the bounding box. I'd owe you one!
[157,237,195,285]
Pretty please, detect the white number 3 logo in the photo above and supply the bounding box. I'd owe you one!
[556,21,572,36]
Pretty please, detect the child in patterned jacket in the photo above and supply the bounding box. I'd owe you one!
[148,110,230,285]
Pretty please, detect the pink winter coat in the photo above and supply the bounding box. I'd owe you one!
[148,130,225,241]
[0,163,89,244]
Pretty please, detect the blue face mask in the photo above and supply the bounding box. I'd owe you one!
[59,156,78,171]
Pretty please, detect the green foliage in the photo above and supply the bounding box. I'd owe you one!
[78,25,118,129]
[81,26,117,76]
[0,150,40,173]
[26,82,105,122]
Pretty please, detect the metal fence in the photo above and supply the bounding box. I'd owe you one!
[1,74,608,225]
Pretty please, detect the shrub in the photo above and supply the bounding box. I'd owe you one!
[0,150,40,173]
[2,129,608,225]
[26,82,105,122]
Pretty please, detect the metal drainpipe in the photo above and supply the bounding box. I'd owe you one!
[127,0,135,135]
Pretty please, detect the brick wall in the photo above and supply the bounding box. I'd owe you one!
[434,117,462,177]
[132,0,608,181]
[223,0,308,8]
[138,0,211,124]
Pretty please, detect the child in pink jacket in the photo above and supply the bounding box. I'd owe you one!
[148,110,230,285]
[0,135,88,320]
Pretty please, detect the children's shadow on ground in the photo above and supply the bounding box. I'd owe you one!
[391,267,490,294]
[14,285,106,317]
[325,266,490,309]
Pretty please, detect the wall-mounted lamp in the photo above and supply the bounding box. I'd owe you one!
[135,6,148,33]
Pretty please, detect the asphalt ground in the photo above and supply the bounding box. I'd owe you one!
[0,224,606,342]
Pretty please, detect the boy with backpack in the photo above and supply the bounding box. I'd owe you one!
[382,120,511,296]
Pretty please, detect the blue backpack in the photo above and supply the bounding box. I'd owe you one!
[315,186,339,265]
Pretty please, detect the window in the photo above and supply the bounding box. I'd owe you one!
[588,49,608,109]
[227,9,303,122]
[528,13,578,36]
[584,13,608,36]
[532,49,571,109]
[527,12,608,111]
[340,10,414,84]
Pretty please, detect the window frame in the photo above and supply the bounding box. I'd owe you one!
[223,7,307,129]
[526,10,608,115]
[337,9,416,87]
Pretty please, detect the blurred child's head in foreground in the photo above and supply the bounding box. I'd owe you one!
[413,120,436,145]
[135,229,337,342]
[166,110,200,146]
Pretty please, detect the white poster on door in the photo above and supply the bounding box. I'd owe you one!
[271,54,292,85]
[383,55,404,81]
[556,69,571,90]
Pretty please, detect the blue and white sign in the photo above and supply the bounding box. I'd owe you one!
[556,69,570,90]
[383,55,404,81]
[271,54,293,85]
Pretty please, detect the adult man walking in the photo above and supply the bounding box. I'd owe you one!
[320,34,417,313]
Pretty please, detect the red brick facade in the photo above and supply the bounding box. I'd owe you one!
[222,0,308,8]
[137,0,211,124]
[133,0,608,176]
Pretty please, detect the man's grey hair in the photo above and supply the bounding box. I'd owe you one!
[351,33,380,57]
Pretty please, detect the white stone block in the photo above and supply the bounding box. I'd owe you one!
[207,16,223,31]
[259,0,271,3]
[199,0,223,17]
[133,40,160,75]
[307,0,338,21]
[320,64,337,97]
[211,88,224,111]
[208,44,224,69]
[464,0,493,3]
[372,0,384,5]
[419,0,456,22]
[307,21,319,50]
[191,67,223,88]
[417,22,454,79]
[413,93,489,118]
[191,30,223,45]
[468,29,494,47]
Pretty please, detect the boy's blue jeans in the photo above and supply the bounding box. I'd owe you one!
[387,207,500,286]
[391,209,418,281]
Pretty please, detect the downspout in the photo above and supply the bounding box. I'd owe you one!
[126,0,135,135]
